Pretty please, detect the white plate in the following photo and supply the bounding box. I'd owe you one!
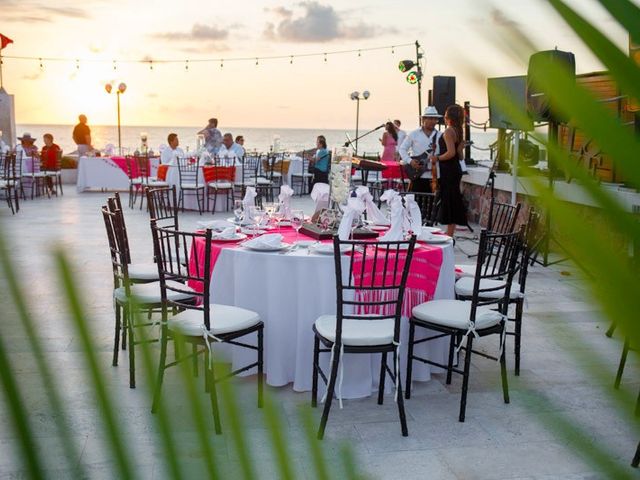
[210,233,247,242]
[243,242,291,252]
[309,243,350,255]
[421,234,452,244]
[226,216,254,226]
[421,226,443,234]
[295,240,316,248]
[369,225,389,231]
[197,220,234,231]
[240,227,266,235]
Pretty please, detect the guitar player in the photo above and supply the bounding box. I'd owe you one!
[398,106,442,193]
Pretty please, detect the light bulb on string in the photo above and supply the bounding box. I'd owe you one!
[185,60,189,71]
[324,53,327,63]
[113,60,117,71]
[39,58,43,70]
[149,60,153,70]
[220,59,224,68]
[255,58,259,66]
[358,50,361,58]
[391,46,395,54]
[76,59,79,70]
[290,56,293,64]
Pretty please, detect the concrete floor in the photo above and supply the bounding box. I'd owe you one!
[0,188,638,479]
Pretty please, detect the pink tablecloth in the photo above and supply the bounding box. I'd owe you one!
[189,227,443,317]
[381,160,403,179]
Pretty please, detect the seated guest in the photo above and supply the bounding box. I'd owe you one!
[234,135,246,157]
[17,132,38,158]
[217,133,243,163]
[41,134,62,170]
[160,133,184,165]
[309,135,330,186]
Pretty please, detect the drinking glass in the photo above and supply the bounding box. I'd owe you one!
[250,207,265,237]
[233,200,244,225]
[291,209,305,243]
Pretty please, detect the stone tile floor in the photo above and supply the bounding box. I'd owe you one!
[0,189,638,479]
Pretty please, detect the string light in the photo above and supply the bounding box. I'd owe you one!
[2,42,415,71]
[39,58,43,69]
[185,60,189,71]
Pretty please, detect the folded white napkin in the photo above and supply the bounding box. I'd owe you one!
[211,227,237,240]
[380,189,399,205]
[310,183,330,212]
[403,194,423,234]
[379,196,405,241]
[355,186,389,226]
[337,197,365,240]
[244,233,283,249]
[198,220,234,231]
[279,184,294,217]
[243,187,257,219]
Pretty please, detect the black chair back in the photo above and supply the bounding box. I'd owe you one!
[241,153,260,185]
[487,200,521,234]
[333,236,417,345]
[146,186,180,230]
[101,205,130,292]
[470,229,523,315]
[177,157,201,188]
[150,222,211,326]
[517,208,541,292]
[107,193,132,264]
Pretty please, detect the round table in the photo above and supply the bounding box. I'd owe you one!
[191,229,455,399]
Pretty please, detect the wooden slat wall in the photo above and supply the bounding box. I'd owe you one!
[558,72,634,183]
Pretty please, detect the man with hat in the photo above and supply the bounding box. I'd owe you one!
[398,106,442,193]
[17,132,38,157]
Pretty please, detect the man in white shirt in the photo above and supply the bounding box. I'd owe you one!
[398,106,442,193]
[217,133,244,164]
[394,119,407,153]
[160,133,184,165]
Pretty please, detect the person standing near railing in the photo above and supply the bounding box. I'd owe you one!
[380,122,398,162]
[198,118,222,155]
[72,114,94,157]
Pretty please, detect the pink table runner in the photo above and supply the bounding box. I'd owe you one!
[189,227,443,316]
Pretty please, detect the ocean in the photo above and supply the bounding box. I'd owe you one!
[14,124,496,160]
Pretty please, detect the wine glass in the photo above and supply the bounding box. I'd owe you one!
[264,202,277,226]
[250,207,265,237]
[233,200,244,225]
[291,209,305,243]
[271,202,285,229]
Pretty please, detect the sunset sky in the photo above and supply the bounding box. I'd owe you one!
[0,0,633,129]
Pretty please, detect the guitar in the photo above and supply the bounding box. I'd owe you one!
[402,133,438,182]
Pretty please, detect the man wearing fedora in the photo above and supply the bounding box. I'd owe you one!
[398,106,443,193]
[17,133,38,158]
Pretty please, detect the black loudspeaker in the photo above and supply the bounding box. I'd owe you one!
[527,50,575,123]
[488,75,533,131]
[432,76,456,117]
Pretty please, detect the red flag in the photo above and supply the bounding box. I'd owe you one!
[0,34,13,50]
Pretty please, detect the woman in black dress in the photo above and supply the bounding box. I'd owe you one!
[430,104,467,237]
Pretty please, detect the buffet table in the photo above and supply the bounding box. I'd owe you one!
[190,228,455,399]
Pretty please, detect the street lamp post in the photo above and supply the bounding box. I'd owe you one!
[105,82,127,155]
[350,90,370,157]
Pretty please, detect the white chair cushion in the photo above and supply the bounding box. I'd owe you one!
[412,299,503,330]
[114,280,195,304]
[208,181,233,189]
[256,177,271,185]
[131,177,144,185]
[0,180,8,188]
[291,173,313,178]
[271,172,282,177]
[180,182,202,189]
[455,277,523,300]
[455,264,477,280]
[127,262,160,281]
[168,304,261,336]
[314,314,395,347]
[149,180,169,187]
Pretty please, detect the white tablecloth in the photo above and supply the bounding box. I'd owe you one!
[76,156,159,192]
[209,243,455,399]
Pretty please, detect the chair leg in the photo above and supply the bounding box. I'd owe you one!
[615,338,630,389]
[121,309,127,350]
[151,328,168,413]
[58,175,64,196]
[446,333,456,385]
[112,304,121,367]
[197,189,203,215]
[318,345,340,440]
[257,326,264,408]
[606,321,617,338]
[207,360,223,434]
[514,300,523,376]
[459,336,474,422]
[311,335,320,408]
[128,308,136,389]
[632,440,640,468]
[378,352,387,405]
[394,349,409,437]
[405,322,415,399]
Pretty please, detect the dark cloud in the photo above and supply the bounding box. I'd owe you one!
[490,9,518,28]
[264,2,396,42]
[153,23,229,42]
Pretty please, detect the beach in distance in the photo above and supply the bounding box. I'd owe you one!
[14,123,496,160]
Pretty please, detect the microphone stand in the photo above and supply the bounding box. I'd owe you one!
[344,123,386,151]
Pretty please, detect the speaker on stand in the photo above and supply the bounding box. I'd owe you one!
[526,49,576,267]
[432,76,456,120]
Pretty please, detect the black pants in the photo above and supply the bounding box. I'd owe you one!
[411,178,433,194]
[311,167,328,186]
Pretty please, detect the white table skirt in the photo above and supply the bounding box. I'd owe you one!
[76,156,159,192]
[209,243,455,399]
